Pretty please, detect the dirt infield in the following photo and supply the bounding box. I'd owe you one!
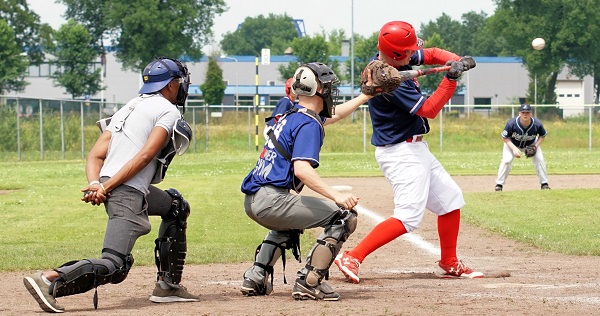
[7,175,600,315]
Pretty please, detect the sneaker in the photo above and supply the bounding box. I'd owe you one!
[541,183,550,190]
[23,272,65,313]
[334,251,360,284]
[149,280,199,303]
[291,278,340,301]
[240,277,270,296]
[494,184,503,191]
[436,260,484,279]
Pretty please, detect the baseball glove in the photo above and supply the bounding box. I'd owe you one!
[360,60,402,96]
[524,145,537,158]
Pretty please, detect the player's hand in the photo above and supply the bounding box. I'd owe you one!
[333,192,359,210]
[81,184,108,206]
[445,60,465,81]
[513,148,522,158]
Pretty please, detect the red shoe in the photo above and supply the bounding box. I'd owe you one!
[436,260,484,279]
[334,251,360,284]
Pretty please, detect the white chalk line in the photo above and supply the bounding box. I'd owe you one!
[354,205,440,257]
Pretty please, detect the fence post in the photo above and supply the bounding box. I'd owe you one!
[60,100,65,159]
[81,101,85,159]
[39,99,44,160]
[205,104,209,152]
[16,98,21,161]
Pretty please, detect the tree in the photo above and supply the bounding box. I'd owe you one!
[0,19,28,94]
[60,0,227,71]
[277,35,340,82]
[490,0,600,106]
[0,0,52,65]
[221,13,298,56]
[200,56,226,105]
[344,32,378,87]
[51,20,103,99]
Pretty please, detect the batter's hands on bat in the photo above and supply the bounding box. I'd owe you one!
[459,56,476,70]
[445,60,465,81]
[333,192,360,210]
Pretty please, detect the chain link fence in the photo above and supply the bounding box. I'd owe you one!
[0,96,598,161]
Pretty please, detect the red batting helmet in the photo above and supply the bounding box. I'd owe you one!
[377,21,422,60]
[285,78,293,97]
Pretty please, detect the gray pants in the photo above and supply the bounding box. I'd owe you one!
[56,183,171,276]
[244,185,349,285]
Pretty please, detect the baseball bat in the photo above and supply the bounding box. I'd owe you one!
[398,65,451,81]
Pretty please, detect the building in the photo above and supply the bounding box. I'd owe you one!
[10,52,594,116]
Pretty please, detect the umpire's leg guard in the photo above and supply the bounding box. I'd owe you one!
[50,248,134,309]
[302,208,357,287]
[154,188,190,285]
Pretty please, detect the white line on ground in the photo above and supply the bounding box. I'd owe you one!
[354,205,440,257]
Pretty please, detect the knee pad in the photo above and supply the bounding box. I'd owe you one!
[51,249,134,298]
[155,188,190,285]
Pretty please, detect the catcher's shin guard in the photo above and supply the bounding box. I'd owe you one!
[154,188,190,285]
[303,209,357,286]
[50,249,134,308]
[246,230,303,295]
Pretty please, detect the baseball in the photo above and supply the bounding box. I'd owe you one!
[532,38,545,50]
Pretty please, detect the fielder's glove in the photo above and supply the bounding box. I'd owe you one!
[360,60,402,96]
[524,145,537,158]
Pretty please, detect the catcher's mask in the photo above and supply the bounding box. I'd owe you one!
[377,21,423,60]
[139,56,191,112]
[292,62,339,118]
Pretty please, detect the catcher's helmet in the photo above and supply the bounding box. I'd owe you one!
[377,21,423,60]
[139,57,191,109]
[292,62,339,117]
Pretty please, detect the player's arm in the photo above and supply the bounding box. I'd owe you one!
[101,126,169,193]
[82,130,111,204]
[325,94,372,126]
[422,47,460,65]
[415,78,457,118]
[293,160,359,210]
[503,137,522,158]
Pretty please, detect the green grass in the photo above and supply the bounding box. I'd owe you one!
[1,149,600,271]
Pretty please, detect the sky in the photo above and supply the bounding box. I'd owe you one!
[27,0,496,54]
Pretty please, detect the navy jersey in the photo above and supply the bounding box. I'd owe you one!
[501,116,547,148]
[265,97,295,127]
[241,105,323,194]
[368,50,431,146]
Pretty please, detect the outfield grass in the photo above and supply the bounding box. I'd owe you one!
[1,149,599,272]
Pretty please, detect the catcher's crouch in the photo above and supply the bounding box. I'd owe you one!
[23,57,198,313]
[240,62,380,300]
[495,103,550,191]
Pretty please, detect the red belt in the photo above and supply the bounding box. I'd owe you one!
[405,135,423,143]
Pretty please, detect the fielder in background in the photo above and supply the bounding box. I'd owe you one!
[240,62,375,301]
[335,20,482,284]
[495,103,550,191]
[23,57,198,313]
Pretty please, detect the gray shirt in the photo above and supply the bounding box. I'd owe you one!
[101,94,181,195]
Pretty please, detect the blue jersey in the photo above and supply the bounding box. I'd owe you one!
[368,50,431,146]
[241,105,323,194]
[501,116,547,148]
[265,97,295,127]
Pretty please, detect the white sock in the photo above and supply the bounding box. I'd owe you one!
[41,274,52,285]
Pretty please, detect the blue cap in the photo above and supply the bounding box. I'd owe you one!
[138,58,183,94]
[518,103,532,112]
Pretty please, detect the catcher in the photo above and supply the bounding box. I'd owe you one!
[495,103,550,191]
[239,61,401,301]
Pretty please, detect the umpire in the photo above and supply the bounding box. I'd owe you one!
[495,103,550,191]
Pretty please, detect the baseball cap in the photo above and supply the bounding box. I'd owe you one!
[518,103,532,112]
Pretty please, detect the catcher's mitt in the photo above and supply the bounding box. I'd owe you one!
[360,60,401,96]
[524,145,537,158]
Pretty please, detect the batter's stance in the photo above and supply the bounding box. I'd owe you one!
[240,62,373,300]
[23,57,198,313]
[495,103,550,191]
[335,21,482,283]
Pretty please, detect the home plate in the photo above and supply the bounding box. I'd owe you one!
[332,185,353,191]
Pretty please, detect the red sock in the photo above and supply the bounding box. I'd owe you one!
[438,209,460,265]
[348,217,407,262]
